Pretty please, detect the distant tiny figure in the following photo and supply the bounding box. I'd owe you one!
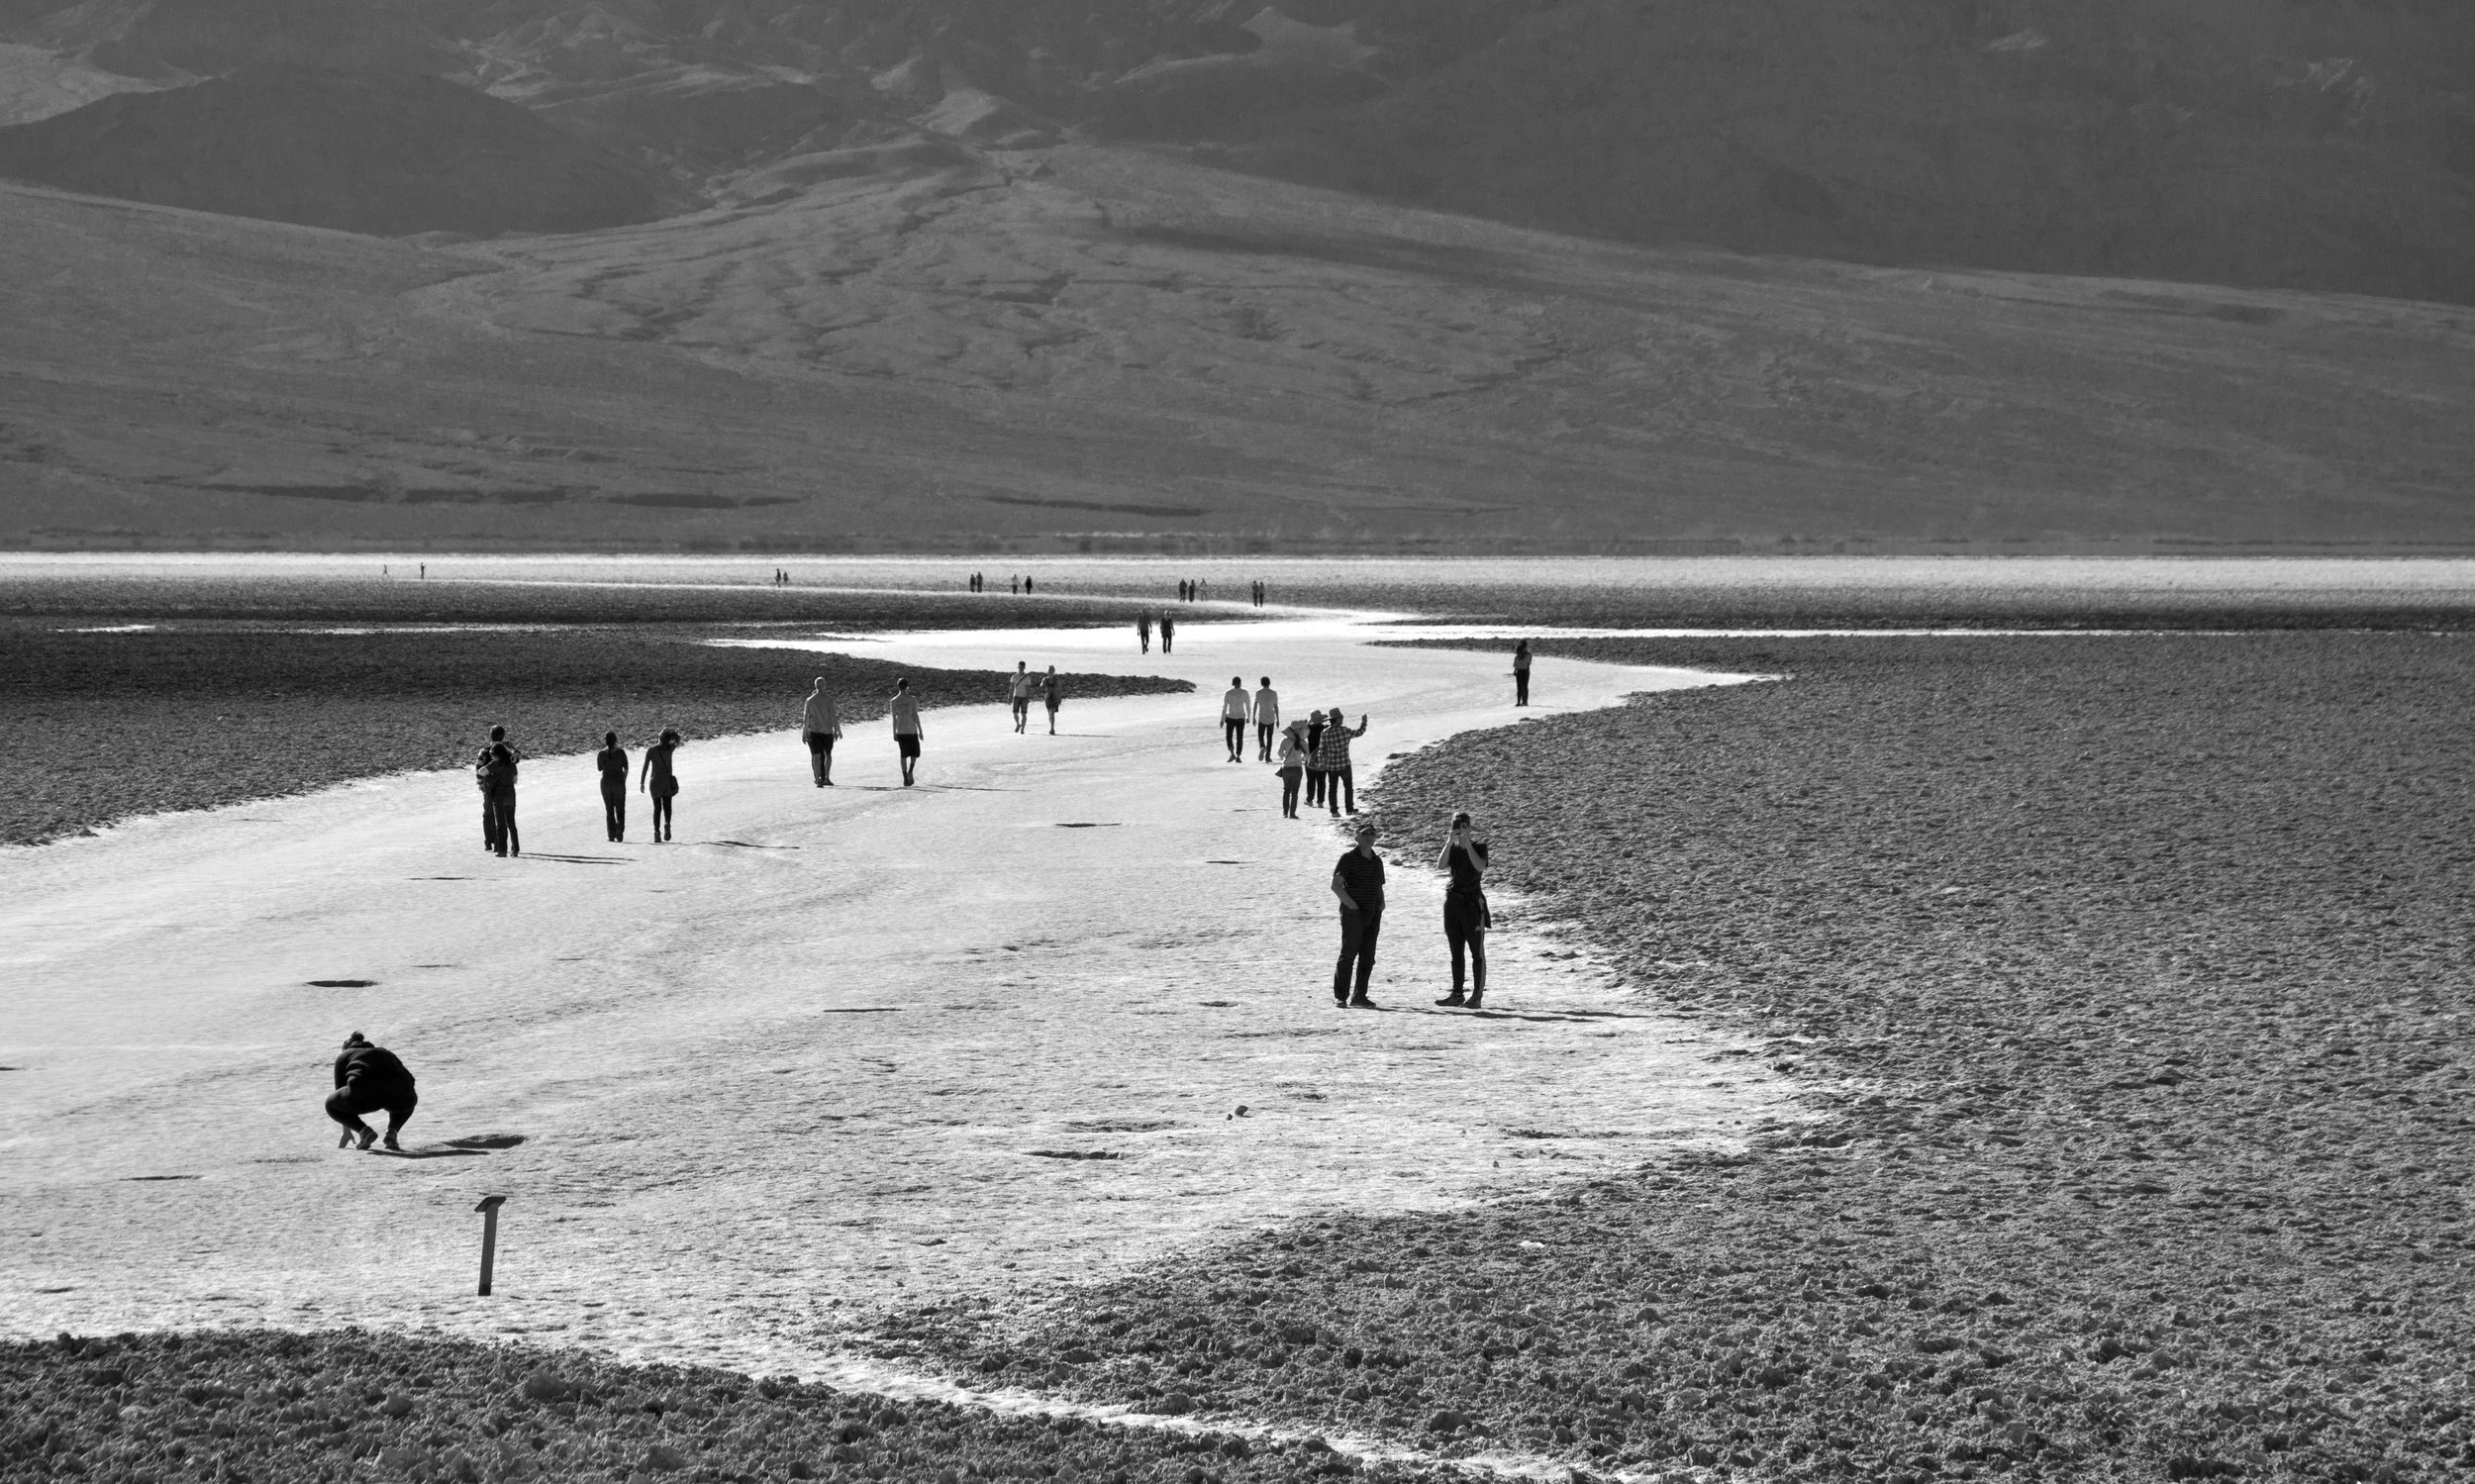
[1252,676,1280,762]
[641,729,681,841]
[419,563,426,579]
[596,731,630,841]
[1137,612,1152,652]
[1319,708,1368,817]
[1275,721,1308,818]
[1159,613,1175,653]
[1513,640,1533,707]
[1012,574,1021,596]
[1025,574,1036,595]
[327,1031,417,1151]
[1221,676,1251,761]
[1303,709,1329,810]
[479,734,521,857]
[1009,660,1036,735]
[890,678,924,787]
[1041,665,1062,735]
[1331,820,1386,1008]
[803,676,842,786]
[1177,579,1189,603]
[1435,812,1492,1008]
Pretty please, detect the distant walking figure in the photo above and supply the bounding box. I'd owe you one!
[1252,676,1280,762]
[641,729,681,841]
[1331,821,1386,1008]
[1009,660,1037,735]
[1513,640,1533,707]
[1137,612,1152,652]
[1222,676,1251,761]
[1303,710,1329,810]
[1159,614,1175,653]
[1436,812,1492,1008]
[480,737,521,857]
[327,1031,417,1151]
[803,677,842,786]
[1041,665,1062,734]
[1012,574,1021,595]
[1025,575,1036,595]
[890,678,924,787]
[1319,708,1368,817]
[597,731,630,841]
[1275,721,1308,818]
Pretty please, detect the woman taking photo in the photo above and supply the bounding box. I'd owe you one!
[1435,811,1490,1008]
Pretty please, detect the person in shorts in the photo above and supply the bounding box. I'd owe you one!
[1008,661,1036,735]
[803,677,842,786]
[890,678,924,786]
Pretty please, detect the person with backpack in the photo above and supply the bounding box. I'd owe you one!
[327,1031,418,1151]
[596,731,630,841]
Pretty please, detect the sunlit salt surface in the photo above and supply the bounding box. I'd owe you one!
[1,608,1799,1386]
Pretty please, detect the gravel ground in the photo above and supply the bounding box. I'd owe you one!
[0,1330,1409,1484]
[880,634,2471,1483]
[4,625,1186,845]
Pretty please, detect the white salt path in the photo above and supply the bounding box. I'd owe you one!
[0,612,1796,1381]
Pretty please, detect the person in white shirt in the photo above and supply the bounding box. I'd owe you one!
[1252,676,1280,762]
[1007,661,1037,735]
[801,677,842,787]
[1221,677,1251,762]
[890,678,925,787]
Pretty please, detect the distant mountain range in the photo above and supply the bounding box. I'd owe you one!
[0,0,2469,301]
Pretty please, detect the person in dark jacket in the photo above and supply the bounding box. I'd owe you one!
[474,724,518,852]
[327,1032,417,1150]
[482,741,520,856]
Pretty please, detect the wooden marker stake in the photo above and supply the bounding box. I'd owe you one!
[474,1195,508,1296]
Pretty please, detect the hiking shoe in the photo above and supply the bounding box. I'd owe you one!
[354,1127,377,1150]
[382,1132,402,1152]
[1348,995,1375,1009]
[1465,992,1485,1010]
[1436,993,1465,1007]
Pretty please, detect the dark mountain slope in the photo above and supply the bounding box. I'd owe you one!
[0,61,674,233]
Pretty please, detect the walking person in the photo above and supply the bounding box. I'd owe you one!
[1513,639,1533,707]
[1040,665,1062,735]
[1275,721,1308,818]
[1221,676,1251,762]
[596,731,630,841]
[802,676,842,786]
[890,678,925,787]
[1331,821,1386,1008]
[1138,612,1152,653]
[1303,709,1329,811]
[327,1031,417,1152]
[640,729,681,841]
[1252,675,1281,762]
[481,739,521,857]
[1159,613,1175,653]
[1008,660,1037,735]
[1319,707,1368,817]
[1435,812,1492,1008]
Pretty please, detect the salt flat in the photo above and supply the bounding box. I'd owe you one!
[0,613,1791,1376]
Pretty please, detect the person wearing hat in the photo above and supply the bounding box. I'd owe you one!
[1330,818,1387,1008]
[1435,812,1492,1008]
[1274,719,1309,818]
[327,1032,417,1151]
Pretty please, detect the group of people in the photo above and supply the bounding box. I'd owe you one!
[475,723,682,851]
[1225,681,1367,819]
[1328,812,1491,1011]
[966,573,1037,595]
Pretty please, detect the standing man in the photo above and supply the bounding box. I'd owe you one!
[1252,676,1280,762]
[1513,639,1533,707]
[802,676,842,786]
[1041,665,1062,735]
[1330,821,1386,1008]
[1221,676,1251,762]
[327,1032,417,1151]
[1160,612,1175,653]
[1138,612,1152,652]
[890,678,925,787]
[1008,660,1037,735]
[1319,707,1368,817]
[1435,812,1491,1008]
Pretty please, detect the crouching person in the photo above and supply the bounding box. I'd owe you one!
[328,1031,417,1151]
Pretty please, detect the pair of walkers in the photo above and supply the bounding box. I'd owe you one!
[586,730,682,841]
[1221,676,1282,762]
[1329,813,1490,1008]
[1008,662,1064,736]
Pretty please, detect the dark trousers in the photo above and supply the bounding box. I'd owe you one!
[1445,897,1488,995]
[1335,907,1382,1001]
[1278,766,1302,817]
[327,1080,417,1136]
[1516,670,1530,706]
[481,792,499,851]
[1327,765,1355,815]
[487,787,519,855]
[1224,717,1246,756]
[601,780,626,841]
[1305,768,1326,806]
